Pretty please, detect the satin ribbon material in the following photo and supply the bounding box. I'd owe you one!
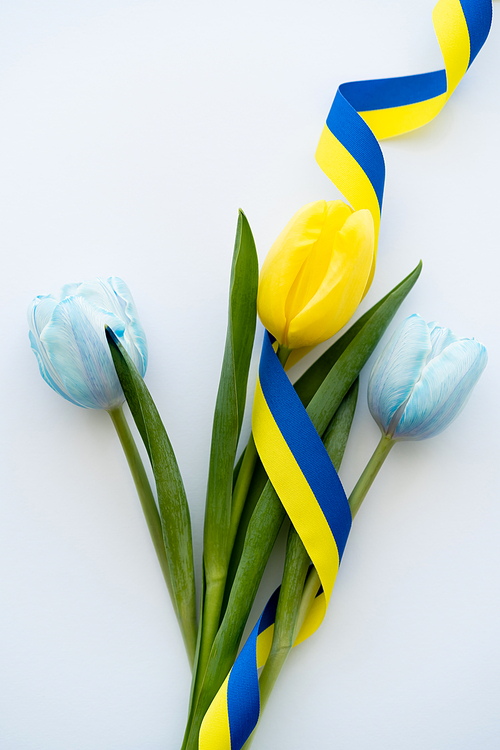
[316,0,492,290]
[200,334,352,750]
[252,333,351,633]
[199,588,280,750]
[200,1,492,747]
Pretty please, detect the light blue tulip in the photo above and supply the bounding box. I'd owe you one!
[29,277,148,410]
[367,314,487,441]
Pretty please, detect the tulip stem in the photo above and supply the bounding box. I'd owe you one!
[348,434,395,518]
[257,527,309,710]
[228,435,258,552]
[228,345,290,553]
[277,345,292,366]
[108,407,175,610]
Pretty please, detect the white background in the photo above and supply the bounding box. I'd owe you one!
[1,1,499,748]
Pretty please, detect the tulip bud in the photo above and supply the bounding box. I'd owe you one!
[257,200,375,350]
[28,277,148,410]
[368,314,487,441]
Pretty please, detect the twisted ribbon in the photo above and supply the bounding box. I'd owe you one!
[317,0,492,290]
[200,1,492,748]
[251,333,352,639]
[200,334,352,750]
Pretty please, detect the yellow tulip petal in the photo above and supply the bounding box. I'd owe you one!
[325,200,354,222]
[283,201,353,327]
[287,209,374,349]
[257,200,327,343]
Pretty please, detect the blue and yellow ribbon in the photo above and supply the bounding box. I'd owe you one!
[317,0,492,290]
[200,334,352,750]
[200,1,492,748]
[199,587,280,750]
[252,333,351,637]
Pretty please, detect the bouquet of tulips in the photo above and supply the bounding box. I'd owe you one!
[26,0,494,744]
[28,198,487,749]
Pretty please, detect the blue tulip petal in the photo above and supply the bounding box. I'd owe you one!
[394,339,487,440]
[67,277,148,377]
[108,276,148,376]
[60,282,82,299]
[41,297,125,410]
[71,278,123,317]
[30,295,58,337]
[368,314,431,434]
[29,296,80,402]
[428,323,459,360]
[29,330,80,405]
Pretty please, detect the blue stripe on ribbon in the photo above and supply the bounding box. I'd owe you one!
[341,70,447,112]
[259,588,281,632]
[227,588,280,749]
[326,89,385,211]
[259,332,352,559]
[461,0,493,67]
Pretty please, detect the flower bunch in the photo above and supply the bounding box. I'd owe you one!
[28,200,486,750]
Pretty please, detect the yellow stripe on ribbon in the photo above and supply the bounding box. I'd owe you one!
[199,676,232,750]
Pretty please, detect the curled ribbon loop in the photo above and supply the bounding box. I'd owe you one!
[200,1,492,748]
[316,0,492,290]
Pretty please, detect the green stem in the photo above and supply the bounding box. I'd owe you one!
[190,437,261,713]
[277,344,292,367]
[348,433,395,518]
[193,435,259,704]
[224,345,291,609]
[228,345,290,551]
[228,435,258,551]
[258,527,309,713]
[108,407,175,608]
[294,568,321,638]
[223,457,268,613]
[186,445,258,720]
[289,436,395,635]
[191,572,226,708]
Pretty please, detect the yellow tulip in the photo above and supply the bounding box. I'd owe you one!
[257,200,375,350]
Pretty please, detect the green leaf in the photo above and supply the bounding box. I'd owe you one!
[185,261,422,743]
[322,377,359,470]
[203,210,259,580]
[189,211,259,710]
[107,328,197,666]
[230,211,261,442]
